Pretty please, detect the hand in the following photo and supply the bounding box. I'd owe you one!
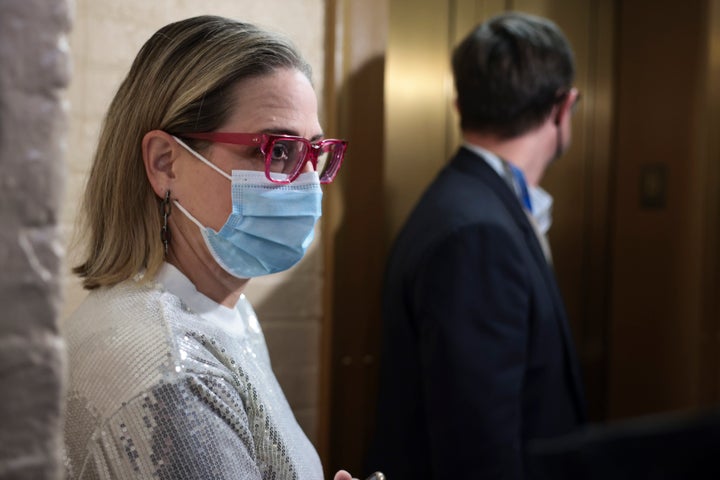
[334,470,386,480]
[333,470,355,480]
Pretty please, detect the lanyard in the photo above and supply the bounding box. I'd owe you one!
[507,163,533,213]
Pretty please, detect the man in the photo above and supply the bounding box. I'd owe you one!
[367,12,586,479]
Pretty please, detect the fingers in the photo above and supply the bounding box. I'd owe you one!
[334,470,353,480]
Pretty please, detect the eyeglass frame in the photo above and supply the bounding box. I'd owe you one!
[180,132,348,184]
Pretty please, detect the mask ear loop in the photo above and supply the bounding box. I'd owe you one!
[161,191,171,255]
[172,135,232,181]
[173,200,207,231]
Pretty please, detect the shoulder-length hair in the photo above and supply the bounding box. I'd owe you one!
[73,15,311,289]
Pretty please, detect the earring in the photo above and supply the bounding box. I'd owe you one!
[161,191,171,255]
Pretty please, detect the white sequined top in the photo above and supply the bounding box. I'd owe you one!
[63,263,323,480]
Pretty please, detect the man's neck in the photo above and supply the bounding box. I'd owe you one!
[462,125,555,186]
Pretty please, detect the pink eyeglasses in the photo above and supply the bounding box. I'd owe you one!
[181,132,348,184]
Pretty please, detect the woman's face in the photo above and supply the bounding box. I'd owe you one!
[173,67,323,232]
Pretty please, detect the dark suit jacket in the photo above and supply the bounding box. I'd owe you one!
[367,147,586,479]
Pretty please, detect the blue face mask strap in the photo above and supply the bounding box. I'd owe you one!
[172,135,232,181]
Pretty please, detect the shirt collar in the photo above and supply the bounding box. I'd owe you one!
[155,262,246,335]
[463,141,554,231]
[463,142,505,178]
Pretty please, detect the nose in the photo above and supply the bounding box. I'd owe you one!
[300,152,315,173]
[301,160,314,173]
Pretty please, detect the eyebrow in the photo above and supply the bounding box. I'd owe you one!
[263,128,324,142]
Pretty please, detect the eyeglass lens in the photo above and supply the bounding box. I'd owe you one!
[266,139,344,183]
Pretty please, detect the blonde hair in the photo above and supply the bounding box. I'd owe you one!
[73,15,311,289]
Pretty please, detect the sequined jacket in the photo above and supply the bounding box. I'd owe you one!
[63,264,323,480]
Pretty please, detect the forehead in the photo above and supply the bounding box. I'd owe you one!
[222,68,321,137]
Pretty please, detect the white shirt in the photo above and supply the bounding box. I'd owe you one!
[463,142,554,234]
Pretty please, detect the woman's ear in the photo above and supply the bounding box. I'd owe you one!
[142,130,178,197]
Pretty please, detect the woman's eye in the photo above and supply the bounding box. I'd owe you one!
[270,143,290,163]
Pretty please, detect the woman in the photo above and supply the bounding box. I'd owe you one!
[63,15,353,480]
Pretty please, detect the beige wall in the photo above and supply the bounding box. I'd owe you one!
[61,0,327,443]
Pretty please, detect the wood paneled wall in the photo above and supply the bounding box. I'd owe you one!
[607,0,720,418]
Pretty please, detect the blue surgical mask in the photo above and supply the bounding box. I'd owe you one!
[172,137,322,278]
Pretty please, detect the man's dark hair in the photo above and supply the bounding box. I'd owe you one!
[452,12,575,138]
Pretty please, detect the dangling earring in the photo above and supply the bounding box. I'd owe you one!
[161,191,171,255]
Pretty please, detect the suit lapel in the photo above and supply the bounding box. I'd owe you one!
[451,148,542,258]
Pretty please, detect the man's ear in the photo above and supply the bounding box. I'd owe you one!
[142,130,179,198]
[554,87,579,126]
